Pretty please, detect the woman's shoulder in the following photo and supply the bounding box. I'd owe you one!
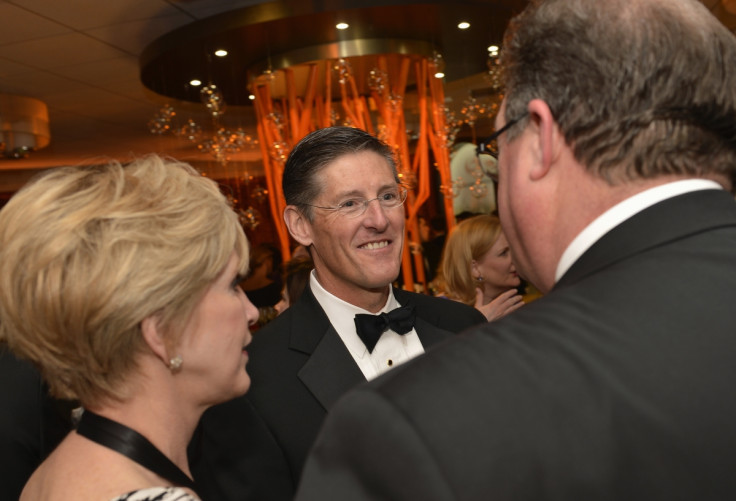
[111,487,199,501]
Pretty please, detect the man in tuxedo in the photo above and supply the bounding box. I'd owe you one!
[295,0,736,499]
[191,126,485,500]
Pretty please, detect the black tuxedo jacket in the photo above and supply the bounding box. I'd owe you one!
[191,286,484,501]
[0,348,75,500]
[296,189,736,501]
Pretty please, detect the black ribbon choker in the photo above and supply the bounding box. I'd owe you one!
[76,410,197,492]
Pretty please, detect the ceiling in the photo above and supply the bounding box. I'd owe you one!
[1,0,735,194]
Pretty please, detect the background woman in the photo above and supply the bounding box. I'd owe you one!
[0,155,258,501]
[240,243,283,326]
[438,214,524,321]
[274,255,314,315]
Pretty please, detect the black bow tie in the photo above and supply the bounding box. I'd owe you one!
[354,305,416,353]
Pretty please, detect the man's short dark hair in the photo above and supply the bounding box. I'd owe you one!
[282,126,398,219]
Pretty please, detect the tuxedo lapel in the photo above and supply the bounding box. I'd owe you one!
[413,317,454,348]
[393,287,457,348]
[291,285,462,410]
[556,189,736,289]
[298,327,365,410]
[287,286,333,354]
[290,286,365,411]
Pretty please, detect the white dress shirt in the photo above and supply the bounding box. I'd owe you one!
[555,179,723,283]
[309,272,425,381]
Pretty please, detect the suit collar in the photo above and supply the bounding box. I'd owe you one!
[393,288,456,347]
[291,285,455,410]
[298,326,365,410]
[556,181,722,282]
[288,285,430,352]
[287,285,332,354]
[286,286,363,409]
[556,189,736,289]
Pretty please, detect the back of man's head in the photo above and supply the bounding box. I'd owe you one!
[501,0,736,190]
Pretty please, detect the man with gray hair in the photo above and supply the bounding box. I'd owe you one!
[192,126,484,501]
[295,0,736,499]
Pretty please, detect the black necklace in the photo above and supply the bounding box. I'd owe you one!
[76,410,197,492]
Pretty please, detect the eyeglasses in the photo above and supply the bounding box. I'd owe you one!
[476,112,529,160]
[305,186,409,218]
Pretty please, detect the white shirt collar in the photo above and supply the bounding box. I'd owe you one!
[555,179,722,283]
[309,271,398,359]
[308,271,425,380]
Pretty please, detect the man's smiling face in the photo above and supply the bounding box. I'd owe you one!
[302,150,405,304]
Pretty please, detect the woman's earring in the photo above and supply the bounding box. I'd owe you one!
[169,355,183,373]
[475,275,484,283]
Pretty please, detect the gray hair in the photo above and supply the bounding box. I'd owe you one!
[501,0,736,189]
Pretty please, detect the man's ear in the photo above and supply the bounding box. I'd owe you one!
[284,205,314,247]
[527,99,564,181]
[141,314,169,365]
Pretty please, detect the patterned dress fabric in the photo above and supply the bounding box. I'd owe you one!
[110,487,198,501]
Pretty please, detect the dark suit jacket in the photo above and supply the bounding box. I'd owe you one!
[296,189,736,501]
[0,348,75,500]
[190,286,485,501]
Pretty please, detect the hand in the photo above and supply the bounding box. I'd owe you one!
[474,288,524,322]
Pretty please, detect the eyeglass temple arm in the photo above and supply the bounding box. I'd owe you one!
[473,139,499,180]
[475,139,493,157]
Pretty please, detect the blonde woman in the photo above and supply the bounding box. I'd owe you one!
[438,214,524,321]
[0,155,258,501]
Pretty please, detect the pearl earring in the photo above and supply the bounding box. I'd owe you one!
[475,275,484,283]
[169,355,183,372]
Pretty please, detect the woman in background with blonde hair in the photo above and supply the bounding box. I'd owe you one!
[0,155,258,501]
[438,214,525,321]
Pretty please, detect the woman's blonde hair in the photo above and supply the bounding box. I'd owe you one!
[0,155,249,405]
[439,215,502,305]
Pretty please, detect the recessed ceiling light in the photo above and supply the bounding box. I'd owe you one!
[457,21,470,30]
[190,79,202,86]
[336,22,349,30]
[214,49,228,57]
[488,45,499,53]
[434,72,445,79]
[248,94,256,100]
